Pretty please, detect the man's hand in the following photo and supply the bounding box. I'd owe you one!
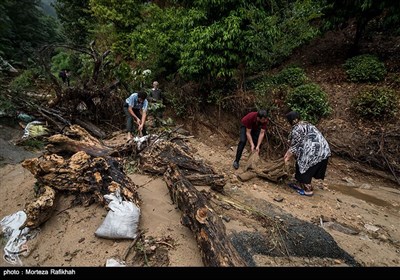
[284,150,292,164]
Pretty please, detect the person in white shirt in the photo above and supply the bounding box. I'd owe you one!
[123,91,148,139]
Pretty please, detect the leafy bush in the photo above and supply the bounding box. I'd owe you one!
[286,83,331,124]
[0,94,16,116]
[165,86,201,118]
[351,86,398,120]
[343,54,386,82]
[275,67,307,87]
[19,139,46,151]
[9,69,41,92]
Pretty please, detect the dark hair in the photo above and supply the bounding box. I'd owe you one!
[257,109,268,119]
[138,91,147,99]
[286,111,300,125]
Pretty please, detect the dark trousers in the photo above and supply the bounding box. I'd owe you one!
[124,105,147,136]
[295,157,329,184]
[235,125,260,163]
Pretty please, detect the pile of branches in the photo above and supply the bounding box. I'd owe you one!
[36,41,126,137]
[322,119,400,185]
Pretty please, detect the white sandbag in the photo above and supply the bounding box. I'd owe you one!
[106,258,126,267]
[0,211,30,265]
[95,190,140,239]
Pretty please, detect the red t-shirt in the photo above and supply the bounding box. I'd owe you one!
[241,112,268,130]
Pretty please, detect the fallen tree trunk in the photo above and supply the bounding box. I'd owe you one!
[184,174,225,192]
[163,163,246,267]
[21,125,140,229]
[46,125,112,157]
[74,118,106,139]
[141,139,226,191]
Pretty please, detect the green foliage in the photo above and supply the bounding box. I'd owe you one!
[343,54,386,82]
[351,86,398,120]
[77,53,95,82]
[0,94,16,116]
[166,89,201,118]
[252,75,287,112]
[0,0,62,65]
[54,0,93,45]
[245,1,322,73]
[89,0,143,31]
[124,157,140,175]
[286,83,331,124]
[87,0,323,87]
[20,138,46,151]
[251,66,308,114]
[51,50,77,74]
[322,0,400,34]
[113,61,135,87]
[275,66,307,87]
[9,68,42,92]
[178,0,322,81]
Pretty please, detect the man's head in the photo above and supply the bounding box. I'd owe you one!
[286,111,300,126]
[138,91,147,102]
[153,81,159,88]
[257,109,268,123]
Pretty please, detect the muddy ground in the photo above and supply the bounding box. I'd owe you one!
[0,119,399,268]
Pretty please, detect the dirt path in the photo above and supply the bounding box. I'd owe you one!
[0,123,399,267]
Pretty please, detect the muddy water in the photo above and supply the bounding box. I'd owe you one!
[329,184,399,210]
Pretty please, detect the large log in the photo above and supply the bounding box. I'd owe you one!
[46,125,112,157]
[21,125,140,229]
[141,139,226,191]
[163,163,246,267]
[184,174,225,192]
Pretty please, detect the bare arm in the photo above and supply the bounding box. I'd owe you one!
[255,129,266,153]
[138,111,147,131]
[246,128,255,152]
[128,106,140,125]
[284,149,293,163]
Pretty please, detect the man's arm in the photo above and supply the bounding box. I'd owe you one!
[255,129,266,152]
[138,111,147,131]
[246,128,255,151]
[128,106,141,125]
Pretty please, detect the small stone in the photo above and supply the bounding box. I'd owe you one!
[222,204,231,210]
[273,196,284,202]
[222,216,231,222]
[78,238,85,243]
[360,183,372,190]
[377,234,388,241]
[364,224,380,232]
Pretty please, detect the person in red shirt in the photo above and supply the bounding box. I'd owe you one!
[233,110,269,169]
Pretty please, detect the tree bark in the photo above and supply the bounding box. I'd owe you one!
[163,163,246,267]
[46,125,112,157]
[21,125,140,229]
